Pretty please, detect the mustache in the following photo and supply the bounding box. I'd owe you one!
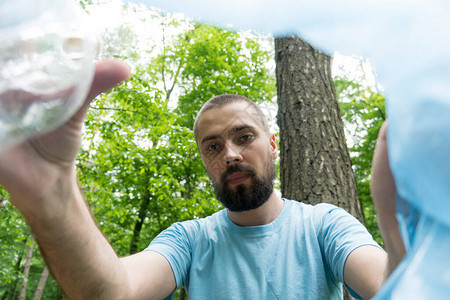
[221,164,256,182]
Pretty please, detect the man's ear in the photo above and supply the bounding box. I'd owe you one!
[270,134,277,159]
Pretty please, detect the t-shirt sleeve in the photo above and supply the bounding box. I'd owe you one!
[314,203,381,297]
[144,220,199,290]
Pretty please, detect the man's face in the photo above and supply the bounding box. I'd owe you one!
[196,102,277,211]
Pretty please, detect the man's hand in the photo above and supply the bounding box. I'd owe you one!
[370,121,406,273]
[0,60,179,299]
[0,59,130,213]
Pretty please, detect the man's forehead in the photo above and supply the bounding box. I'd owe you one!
[197,103,262,136]
[200,117,254,138]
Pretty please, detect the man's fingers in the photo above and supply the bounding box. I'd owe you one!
[376,121,389,143]
[88,59,131,100]
[73,59,131,121]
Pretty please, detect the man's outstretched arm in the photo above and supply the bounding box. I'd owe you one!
[0,60,176,299]
[344,245,388,299]
[343,122,407,299]
[25,174,175,299]
[370,122,406,273]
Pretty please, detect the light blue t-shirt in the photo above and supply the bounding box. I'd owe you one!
[146,199,379,299]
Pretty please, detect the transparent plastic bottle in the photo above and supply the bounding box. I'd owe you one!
[0,0,98,152]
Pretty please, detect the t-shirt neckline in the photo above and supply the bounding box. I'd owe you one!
[221,198,290,237]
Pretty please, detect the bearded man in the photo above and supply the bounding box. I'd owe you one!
[146,94,387,299]
[1,61,400,300]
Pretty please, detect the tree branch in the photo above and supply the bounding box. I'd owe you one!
[90,106,143,115]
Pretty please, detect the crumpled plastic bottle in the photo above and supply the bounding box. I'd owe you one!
[0,0,98,152]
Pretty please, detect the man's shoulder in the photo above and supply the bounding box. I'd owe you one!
[170,209,225,235]
[148,209,226,251]
[286,199,341,216]
[285,199,357,232]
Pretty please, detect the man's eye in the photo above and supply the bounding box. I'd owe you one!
[239,134,253,143]
[207,144,220,152]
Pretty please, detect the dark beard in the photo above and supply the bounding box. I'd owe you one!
[212,160,275,212]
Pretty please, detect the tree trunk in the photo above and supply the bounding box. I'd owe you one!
[0,195,5,212]
[18,238,34,300]
[129,190,151,255]
[32,265,49,300]
[3,238,27,300]
[275,36,364,300]
[274,36,364,223]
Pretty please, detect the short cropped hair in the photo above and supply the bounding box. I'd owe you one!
[193,94,270,143]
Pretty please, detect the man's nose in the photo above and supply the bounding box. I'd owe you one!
[223,143,243,165]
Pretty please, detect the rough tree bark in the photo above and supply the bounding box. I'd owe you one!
[275,36,364,223]
[275,36,364,300]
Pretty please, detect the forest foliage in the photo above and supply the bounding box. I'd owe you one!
[0,2,384,298]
